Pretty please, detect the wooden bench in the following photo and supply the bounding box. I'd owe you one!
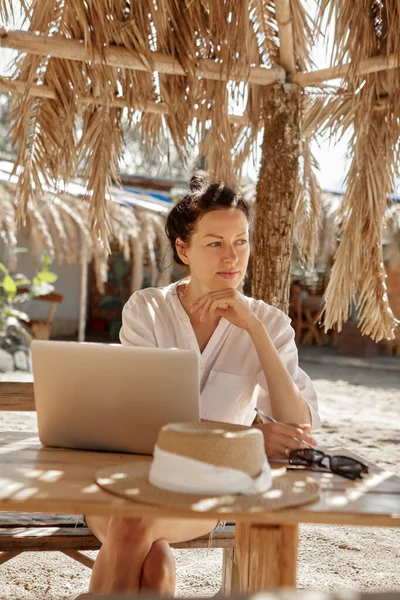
[0,381,239,594]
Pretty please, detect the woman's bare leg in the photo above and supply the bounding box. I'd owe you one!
[140,539,176,595]
[85,514,217,595]
[87,516,153,593]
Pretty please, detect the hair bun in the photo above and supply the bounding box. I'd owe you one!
[189,170,209,193]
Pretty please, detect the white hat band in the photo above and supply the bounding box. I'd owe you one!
[149,445,272,496]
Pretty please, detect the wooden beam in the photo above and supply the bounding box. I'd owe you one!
[0,551,23,566]
[0,28,277,87]
[274,0,296,75]
[293,52,400,85]
[2,28,398,93]
[0,75,170,112]
[62,550,95,569]
[0,77,56,100]
[0,76,252,126]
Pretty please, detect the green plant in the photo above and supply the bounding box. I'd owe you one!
[0,250,58,353]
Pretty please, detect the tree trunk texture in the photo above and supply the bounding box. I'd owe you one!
[252,84,300,314]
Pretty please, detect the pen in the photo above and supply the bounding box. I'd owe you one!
[254,407,315,450]
[254,407,279,424]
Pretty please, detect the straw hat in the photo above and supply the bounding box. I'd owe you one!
[95,422,319,514]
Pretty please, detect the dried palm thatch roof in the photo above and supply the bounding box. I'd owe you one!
[0,176,170,294]
[1,0,400,340]
[0,0,318,247]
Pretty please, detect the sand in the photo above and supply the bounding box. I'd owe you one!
[0,358,399,598]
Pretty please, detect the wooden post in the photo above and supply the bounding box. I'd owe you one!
[78,247,89,342]
[221,547,241,595]
[275,0,296,75]
[252,84,300,313]
[131,236,144,293]
[235,522,298,591]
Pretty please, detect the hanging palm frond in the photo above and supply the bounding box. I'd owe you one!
[0,0,13,21]
[294,137,322,267]
[78,104,124,244]
[8,0,69,224]
[317,0,400,341]
[290,0,316,72]
[0,0,29,23]
[302,88,355,141]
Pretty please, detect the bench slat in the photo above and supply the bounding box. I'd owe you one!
[0,514,234,534]
[0,527,101,551]
[172,535,235,549]
[0,382,35,411]
[0,513,84,527]
[0,526,235,551]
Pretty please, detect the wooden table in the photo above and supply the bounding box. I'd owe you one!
[1,431,399,592]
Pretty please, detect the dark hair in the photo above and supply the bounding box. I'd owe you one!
[165,171,250,266]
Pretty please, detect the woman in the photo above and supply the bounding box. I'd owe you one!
[85,171,319,595]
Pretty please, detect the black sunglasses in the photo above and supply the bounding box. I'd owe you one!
[289,448,369,480]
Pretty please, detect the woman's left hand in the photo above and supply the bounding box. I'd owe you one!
[190,289,260,331]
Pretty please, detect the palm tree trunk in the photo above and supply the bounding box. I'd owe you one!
[252,84,300,314]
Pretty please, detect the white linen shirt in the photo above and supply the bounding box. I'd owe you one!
[120,281,320,429]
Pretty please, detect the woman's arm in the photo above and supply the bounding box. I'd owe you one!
[247,318,311,424]
[190,289,318,429]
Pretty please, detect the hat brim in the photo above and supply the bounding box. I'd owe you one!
[95,462,320,514]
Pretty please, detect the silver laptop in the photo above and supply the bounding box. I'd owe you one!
[31,341,200,455]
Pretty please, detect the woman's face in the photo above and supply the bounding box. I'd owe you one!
[177,208,250,291]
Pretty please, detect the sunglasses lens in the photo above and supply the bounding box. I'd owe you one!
[289,450,369,480]
[289,453,310,466]
[330,456,369,477]
[289,448,325,465]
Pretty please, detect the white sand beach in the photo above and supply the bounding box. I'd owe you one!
[0,358,399,598]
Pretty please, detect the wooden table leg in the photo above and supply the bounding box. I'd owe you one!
[235,523,298,592]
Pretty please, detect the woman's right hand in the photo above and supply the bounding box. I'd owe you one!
[253,422,317,460]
